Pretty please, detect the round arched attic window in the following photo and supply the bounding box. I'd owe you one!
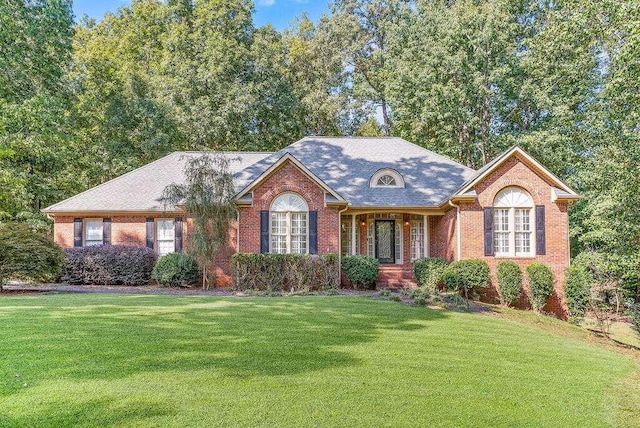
[370,168,404,188]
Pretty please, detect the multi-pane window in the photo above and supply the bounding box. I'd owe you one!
[270,193,308,254]
[84,219,103,246]
[410,217,424,261]
[493,187,534,257]
[157,219,176,256]
[376,175,397,186]
[340,215,360,256]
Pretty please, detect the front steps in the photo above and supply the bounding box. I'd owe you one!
[377,265,417,288]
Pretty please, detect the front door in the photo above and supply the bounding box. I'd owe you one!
[375,220,395,264]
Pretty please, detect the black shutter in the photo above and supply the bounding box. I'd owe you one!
[102,218,111,245]
[309,211,318,255]
[260,210,269,253]
[73,218,82,247]
[483,207,494,256]
[175,217,183,253]
[536,205,546,255]
[146,218,154,249]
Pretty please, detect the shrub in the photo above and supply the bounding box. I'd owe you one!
[0,222,64,289]
[412,258,447,290]
[496,261,523,306]
[564,264,592,320]
[526,262,554,312]
[341,255,379,289]
[152,253,200,287]
[442,259,490,300]
[232,253,339,291]
[629,304,640,337]
[62,245,157,286]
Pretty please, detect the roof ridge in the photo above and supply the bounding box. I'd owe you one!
[43,152,179,212]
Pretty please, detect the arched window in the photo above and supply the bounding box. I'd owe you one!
[493,187,534,256]
[370,168,404,188]
[270,193,308,254]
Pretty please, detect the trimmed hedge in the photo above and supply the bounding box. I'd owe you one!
[497,260,523,306]
[564,264,592,319]
[152,253,199,287]
[62,245,157,286]
[526,262,554,312]
[443,259,490,299]
[342,255,379,289]
[232,253,339,291]
[412,257,448,290]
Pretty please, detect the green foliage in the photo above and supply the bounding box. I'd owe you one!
[0,222,64,288]
[341,255,379,289]
[442,259,490,299]
[526,262,554,312]
[412,257,447,290]
[496,261,523,306]
[564,264,593,320]
[629,304,640,338]
[62,245,157,286]
[232,253,340,292]
[152,253,200,287]
[161,152,237,288]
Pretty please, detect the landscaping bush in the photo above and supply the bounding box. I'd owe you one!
[412,257,447,290]
[0,222,64,289]
[152,253,199,287]
[232,253,339,291]
[341,255,379,289]
[526,262,554,312]
[564,264,593,320]
[62,245,157,286]
[496,260,523,306]
[442,259,489,300]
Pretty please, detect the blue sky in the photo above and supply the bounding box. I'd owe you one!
[72,0,329,30]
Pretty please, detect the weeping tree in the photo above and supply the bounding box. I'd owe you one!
[161,152,237,289]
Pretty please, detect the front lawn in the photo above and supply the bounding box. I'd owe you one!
[0,294,638,427]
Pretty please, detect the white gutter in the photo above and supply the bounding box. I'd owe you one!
[448,200,461,261]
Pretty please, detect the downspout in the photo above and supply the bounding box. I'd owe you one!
[338,205,349,285]
[448,200,461,261]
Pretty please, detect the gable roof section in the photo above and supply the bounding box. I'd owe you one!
[452,146,579,201]
[234,152,346,205]
[43,152,272,214]
[234,137,477,208]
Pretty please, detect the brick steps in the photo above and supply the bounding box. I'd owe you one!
[377,265,417,288]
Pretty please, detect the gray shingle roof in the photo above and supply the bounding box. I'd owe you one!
[44,152,272,213]
[44,137,477,213]
[235,137,476,207]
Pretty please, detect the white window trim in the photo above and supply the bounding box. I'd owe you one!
[369,168,405,188]
[156,218,176,256]
[83,218,103,246]
[269,193,309,255]
[493,187,535,258]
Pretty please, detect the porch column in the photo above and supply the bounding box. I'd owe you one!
[423,214,430,258]
[351,214,357,255]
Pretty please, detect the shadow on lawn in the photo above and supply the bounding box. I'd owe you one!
[1,295,448,389]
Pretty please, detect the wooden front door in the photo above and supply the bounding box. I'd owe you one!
[375,220,395,264]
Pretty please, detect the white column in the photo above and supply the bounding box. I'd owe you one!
[423,214,430,258]
[351,214,357,255]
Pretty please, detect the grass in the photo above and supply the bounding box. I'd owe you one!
[0,293,638,427]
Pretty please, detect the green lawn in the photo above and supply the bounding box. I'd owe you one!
[0,294,638,427]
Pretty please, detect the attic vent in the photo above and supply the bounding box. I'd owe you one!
[370,168,404,188]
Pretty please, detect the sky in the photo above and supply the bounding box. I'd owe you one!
[72,0,329,31]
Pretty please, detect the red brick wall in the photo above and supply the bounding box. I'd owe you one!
[53,216,74,247]
[238,160,341,254]
[458,154,571,318]
[429,209,457,261]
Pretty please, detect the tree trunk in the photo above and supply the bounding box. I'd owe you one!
[381,98,391,136]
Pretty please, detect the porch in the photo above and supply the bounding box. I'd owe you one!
[340,212,433,288]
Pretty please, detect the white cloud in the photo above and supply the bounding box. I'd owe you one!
[258,0,276,6]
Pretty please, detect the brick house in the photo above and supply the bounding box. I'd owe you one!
[44,137,579,315]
